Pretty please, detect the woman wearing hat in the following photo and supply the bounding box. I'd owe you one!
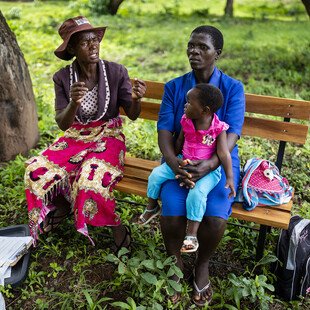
[24,16,146,249]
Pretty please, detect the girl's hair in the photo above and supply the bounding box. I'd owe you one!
[194,84,224,113]
[191,25,224,51]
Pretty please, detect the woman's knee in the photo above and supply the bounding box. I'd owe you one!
[160,180,188,216]
[200,216,227,236]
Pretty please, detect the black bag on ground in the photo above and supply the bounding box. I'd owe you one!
[273,215,310,300]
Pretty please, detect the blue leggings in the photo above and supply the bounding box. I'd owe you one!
[160,164,241,220]
[148,163,221,222]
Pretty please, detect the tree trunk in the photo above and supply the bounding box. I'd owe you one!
[108,0,125,15]
[0,12,39,162]
[224,0,234,17]
[301,0,310,17]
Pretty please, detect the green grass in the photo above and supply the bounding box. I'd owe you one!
[0,0,309,309]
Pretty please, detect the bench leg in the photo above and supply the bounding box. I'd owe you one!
[255,225,270,261]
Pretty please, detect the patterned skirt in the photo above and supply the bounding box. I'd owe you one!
[25,117,126,244]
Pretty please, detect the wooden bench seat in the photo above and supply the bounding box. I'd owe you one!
[116,79,310,259]
[116,156,292,229]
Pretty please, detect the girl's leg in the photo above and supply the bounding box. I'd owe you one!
[137,163,175,224]
[182,172,220,252]
[186,220,200,236]
[186,170,221,223]
[180,219,200,253]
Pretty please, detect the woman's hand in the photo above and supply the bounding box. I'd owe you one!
[70,82,88,106]
[185,159,215,182]
[177,157,219,183]
[132,78,146,100]
[174,157,195,188]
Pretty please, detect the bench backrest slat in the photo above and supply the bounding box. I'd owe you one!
[143,80,164,100]
[245,94,310,120]
[242,117,308,144]
[127,80,310,145]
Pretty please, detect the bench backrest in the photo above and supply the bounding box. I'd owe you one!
[123,80,310,146]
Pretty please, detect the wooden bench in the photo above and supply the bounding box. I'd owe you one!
[117,79,310,260]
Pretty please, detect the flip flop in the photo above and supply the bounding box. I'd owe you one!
[192,280,213,307]
[136,204,160,226]
[180,235,199,253]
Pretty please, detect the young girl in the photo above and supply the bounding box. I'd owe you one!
[137,83,236,252]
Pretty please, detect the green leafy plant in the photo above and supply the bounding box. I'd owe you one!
[106,244,183,307]
[82,289,111,310]
[48,262,66,278]
[220,254,278,309]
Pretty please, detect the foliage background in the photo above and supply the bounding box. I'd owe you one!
[0,0,309,309]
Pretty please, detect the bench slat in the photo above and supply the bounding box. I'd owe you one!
[116,177,147,196]
[242,117,308,144]
[142,80,164,100]
[124,166,154,181]
[232,203,291,229]
[125,156,160,170]
[245,93,310,120]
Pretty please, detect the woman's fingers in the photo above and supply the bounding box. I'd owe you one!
[133,78,146,98]
[70,82,88,102]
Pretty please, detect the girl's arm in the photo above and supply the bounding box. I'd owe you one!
[174,128,184,155]
[158,130,189,178]
[216,131,236,198]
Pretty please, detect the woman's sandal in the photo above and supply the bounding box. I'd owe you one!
[113,225,132,254]
[180,235,199,253]
[192,280,213,307]
[136,204,160,226]
[40,209,72,233]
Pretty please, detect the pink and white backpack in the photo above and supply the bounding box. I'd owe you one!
[238,158,293,211]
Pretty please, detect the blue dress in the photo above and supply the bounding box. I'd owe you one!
[157,67,245,219]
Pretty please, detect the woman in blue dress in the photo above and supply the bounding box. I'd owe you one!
[156,25,245,306]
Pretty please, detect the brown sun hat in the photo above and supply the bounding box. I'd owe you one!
[54,16,106,60]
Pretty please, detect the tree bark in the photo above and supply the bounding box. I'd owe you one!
[108,0,125,15]
[0,12,39,162]
[301,0,310,17]
[224,0,234,17]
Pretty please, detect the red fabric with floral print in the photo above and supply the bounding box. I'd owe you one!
[25,117,125,244]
